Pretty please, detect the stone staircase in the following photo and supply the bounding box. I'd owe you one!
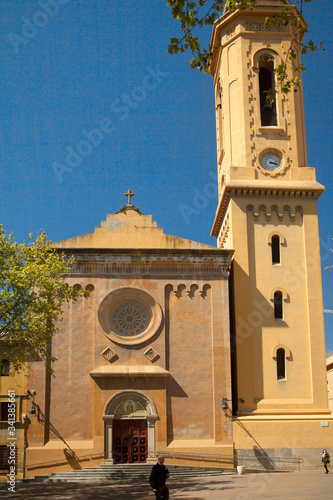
[22,463,234,483]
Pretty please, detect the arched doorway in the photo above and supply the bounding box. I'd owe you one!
[103,390,158,464]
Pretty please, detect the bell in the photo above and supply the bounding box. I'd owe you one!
[262,99,272,112]
[261,99,275,126]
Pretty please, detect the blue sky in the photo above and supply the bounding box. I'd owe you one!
[1,0,333,350]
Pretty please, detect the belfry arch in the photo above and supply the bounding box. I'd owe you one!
[103,390,158,463]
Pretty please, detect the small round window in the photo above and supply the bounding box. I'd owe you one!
[98,287,162,345]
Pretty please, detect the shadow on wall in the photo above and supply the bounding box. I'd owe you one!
[234,447,275,471]
[253,447,275,470]
[63,448,82,470]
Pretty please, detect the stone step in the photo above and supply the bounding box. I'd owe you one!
[21,462,236,484]
[29,475,224,483]
[22,465,229,483]
[78,466,220,471]
[84,466,228,473]
[46,471,222,479]
[52,470,223,476]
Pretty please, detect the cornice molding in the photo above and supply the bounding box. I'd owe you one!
[67,252,233,278]
[211,181,324,237]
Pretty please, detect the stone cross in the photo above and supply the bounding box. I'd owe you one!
[124,189,135,205]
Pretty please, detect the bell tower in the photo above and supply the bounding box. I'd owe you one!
[209,0,331,456]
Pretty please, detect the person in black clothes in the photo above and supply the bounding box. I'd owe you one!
[149,455,170,499]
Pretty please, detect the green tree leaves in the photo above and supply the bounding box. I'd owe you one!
[167,0,225,70]
[167,0,322,94]
[0,227,84,373]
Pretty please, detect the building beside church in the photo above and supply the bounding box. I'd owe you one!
[1,0,332,479]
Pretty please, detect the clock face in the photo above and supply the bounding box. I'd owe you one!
[261,153,281,171]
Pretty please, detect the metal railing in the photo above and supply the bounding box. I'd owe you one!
[25,449,303,473]
[155,450,232,462]
[26,451,105,470]
[155,450,303,471]
[235,454,303,471]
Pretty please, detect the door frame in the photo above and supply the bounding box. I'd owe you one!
[103,390,158,464]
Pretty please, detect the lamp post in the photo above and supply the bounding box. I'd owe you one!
[27,390,36,417]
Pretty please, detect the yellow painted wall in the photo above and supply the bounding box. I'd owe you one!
[210,0,332,460]
[327,356,333,412]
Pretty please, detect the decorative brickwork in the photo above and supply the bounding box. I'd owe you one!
[245,22,287,33]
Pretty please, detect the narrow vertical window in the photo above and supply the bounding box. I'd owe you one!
[271,235,280,264]
[0,360,9,376]
[274,291,283,320]
[0,402,10,421]
[259,55,277,126]
[276,348,286,380]
[216,82,223,156]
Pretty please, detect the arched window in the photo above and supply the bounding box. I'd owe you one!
[276,348,286,380]
[271,235,280,264]
[274,291,283,320]
[1,360,10,377]
[259,55,277,126]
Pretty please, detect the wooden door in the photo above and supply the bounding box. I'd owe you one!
[113,419,147,463]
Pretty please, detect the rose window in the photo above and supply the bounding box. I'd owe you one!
[110,301,149,337]
[98,287,162,345]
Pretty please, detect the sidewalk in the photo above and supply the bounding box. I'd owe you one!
[0,470,332,499]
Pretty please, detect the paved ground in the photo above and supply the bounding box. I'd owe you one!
[0,470,332,499]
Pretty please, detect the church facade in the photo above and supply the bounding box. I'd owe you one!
[1,0,332,480]
[24,205,235,475]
